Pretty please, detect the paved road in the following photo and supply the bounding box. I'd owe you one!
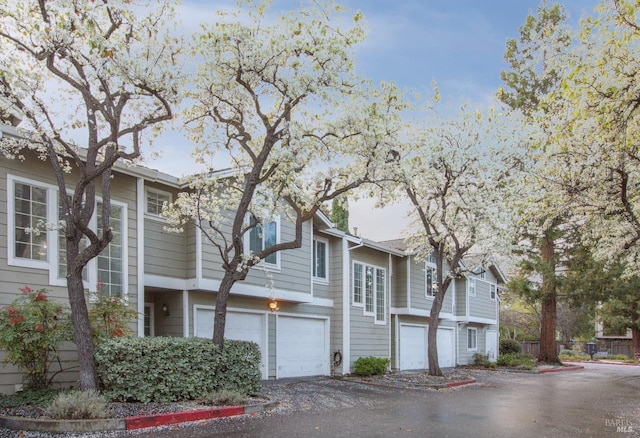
[137,363,640,438]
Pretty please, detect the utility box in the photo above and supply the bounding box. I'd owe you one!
[586,342,598,360]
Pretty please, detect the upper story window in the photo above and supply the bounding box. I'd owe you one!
[490,283,497,300]
[247,216,279,267]
[97,201,125,296]
[313,238,328,281]
[426,266,437,298]
[353,261,386,323]
[353,262,363,305]
[145,188,171,218]
[7,175,56,269]
[468,277,476,297]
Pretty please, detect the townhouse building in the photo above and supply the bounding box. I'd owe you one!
[0,121,505,394]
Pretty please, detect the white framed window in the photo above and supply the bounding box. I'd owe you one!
[246,215,280,268]
[7,175,57,269]
[467,327,477,350]
[468,277,476,297]
[353,262,363,306]
[426,266,437,298]
[490,283,497,300]
[54,195,127,296]
[375,268,386,323]
[97,200,126,296]
[479,270,486,279]
[313,237,328,282]
[145,188,171,218]
[353,261,386,323]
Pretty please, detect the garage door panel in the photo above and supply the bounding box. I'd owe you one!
[195,308,267,379]
[436,328,454,368]
[277,316,328,378]
[399,325,427,370]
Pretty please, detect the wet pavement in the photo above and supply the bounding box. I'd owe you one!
[3,364,638,437]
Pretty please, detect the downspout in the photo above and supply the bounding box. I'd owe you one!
[136,178,145,337]
[388,253,392,369]
[342,236,351,374]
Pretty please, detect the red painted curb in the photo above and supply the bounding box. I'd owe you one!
[447,379,476,388]
[538,365,584,374]
[125,406,244,430]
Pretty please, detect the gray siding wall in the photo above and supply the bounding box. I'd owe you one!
[143,183,187,279]
[391,257,408,308]
[144,218,187,279]
[468,278,498,320]
[348,246,390,370]
[199,212,313,296]
[457,324,487,365]
[455,278,467,317]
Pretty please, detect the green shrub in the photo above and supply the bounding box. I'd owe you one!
[353,356,389,376]
[610,354,629,361]
[47,390,109,419]
[497,353,535,369]
[0,287,73,390]
[95,337,261,402]
[499,339,521,355]
[215,340,262,394]
[207,389,247,406]
[559,349,574,356]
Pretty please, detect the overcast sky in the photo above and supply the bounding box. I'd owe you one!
[147,0,601,241]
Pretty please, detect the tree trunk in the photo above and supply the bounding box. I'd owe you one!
[631,326,640,357]
[538,232,560,364]
[67,271,98,390]
[212,274,236,350]
[427,292,445,376]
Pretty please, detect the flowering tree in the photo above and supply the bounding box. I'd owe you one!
[547,0,640,275]
[386,102,516,376]
[0,0,182,390]
[164,1,405,348]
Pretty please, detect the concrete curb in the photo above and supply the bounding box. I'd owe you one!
[0,401,279,433]
[564,360,640,367]
[338,376,477,390]
[537,365,584,374]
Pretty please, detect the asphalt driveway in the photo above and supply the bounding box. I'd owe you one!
[124,363,639,438]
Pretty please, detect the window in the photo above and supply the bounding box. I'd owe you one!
[365,266,374,313]
[353,263,363,305]
[490,284,497,300]
[7,176,56,269]
[468,277,476,297]
[313,238,328,281]
[97,201,125,296]
[375,268,386,322]
[353,261,386,323]
[145,188,171,217]
[13,181,48,261]
[248,216,279,266]
[467,327,477,350]
[426,266,437,298]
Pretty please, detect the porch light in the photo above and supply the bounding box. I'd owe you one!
[268,299,279,312]
[162,303,170,316]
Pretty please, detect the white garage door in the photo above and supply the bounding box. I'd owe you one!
[399,324,427,370]
[194,308,267,379]
[277,316,328,378]
[436,328,455,368]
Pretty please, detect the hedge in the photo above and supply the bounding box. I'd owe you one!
[94,337,261,402]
